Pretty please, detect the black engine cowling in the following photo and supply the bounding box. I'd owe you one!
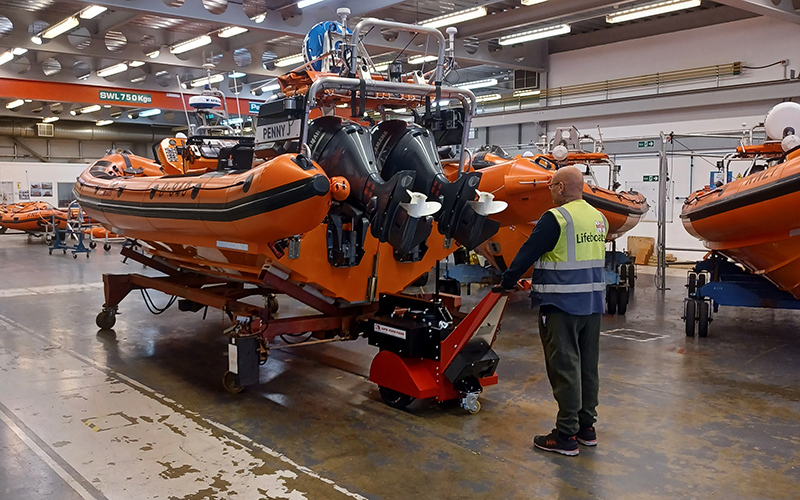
[372,120,500,250]
[307,116,434,263]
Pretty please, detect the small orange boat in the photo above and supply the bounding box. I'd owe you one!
[442,133,649,275]
[681,102,800,299]
[0,201,68,234]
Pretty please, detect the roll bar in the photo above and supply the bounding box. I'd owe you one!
[348,18,447,84]
[302,76,476,172]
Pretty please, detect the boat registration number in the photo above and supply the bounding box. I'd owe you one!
[257,119,302,142]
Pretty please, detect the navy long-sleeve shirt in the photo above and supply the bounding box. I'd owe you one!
[499,211,560,290]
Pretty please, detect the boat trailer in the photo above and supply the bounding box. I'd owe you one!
[683,252,800,337]
[97,245,507,413]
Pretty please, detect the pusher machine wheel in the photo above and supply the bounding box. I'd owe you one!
[379,386,415,410]
[461,392,481,414]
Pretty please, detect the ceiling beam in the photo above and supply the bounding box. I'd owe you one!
[10,137,48,162]
[67,0,544,70]
[456,0,637,39]
[548,6,757,53]
[714,0,800,24]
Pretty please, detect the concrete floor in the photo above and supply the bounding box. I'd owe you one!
[1,232,799,500]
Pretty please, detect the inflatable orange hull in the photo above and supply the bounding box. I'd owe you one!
[443,154,649,275]
[0,202,68,233]
[74,153,333,256]
[682,148,800,299]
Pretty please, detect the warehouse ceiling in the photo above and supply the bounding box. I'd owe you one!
[0,0,797,129]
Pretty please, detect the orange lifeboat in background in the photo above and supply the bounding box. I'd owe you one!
[681,102,800,299]
[0,201,68,234]
[443,144,649,276]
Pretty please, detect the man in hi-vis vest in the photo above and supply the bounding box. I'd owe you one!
[494,166,607,456]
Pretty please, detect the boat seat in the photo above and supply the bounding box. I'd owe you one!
[217,144,255,170]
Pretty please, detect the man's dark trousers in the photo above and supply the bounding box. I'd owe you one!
[537,306,601,436]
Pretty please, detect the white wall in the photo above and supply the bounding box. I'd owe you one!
[0,162,89,205]
[548,16,797,90]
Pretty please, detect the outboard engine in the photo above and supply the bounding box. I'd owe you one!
[373,120,506,250]
[307,116,439,265]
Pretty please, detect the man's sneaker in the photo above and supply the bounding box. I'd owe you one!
[533,429,579,456]
[576,426,597,446]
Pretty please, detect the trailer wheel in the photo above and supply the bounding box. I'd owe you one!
[103,244,111,252]
[684,300,696,337]
[0,226,6,234]
[89,241,97,249]
[266,294,279,314]
[222,371,245,394]
[45,234,53,245]
[627,263,636,289]
[687,274,697,295]
[378,386,415,410]
[619,264,628,282]
[697,273,707,290]
[698,301,710,338]
[606,286,618,315]
[617,288,629,315]
[96,310,116,329]
[411,272,429,287]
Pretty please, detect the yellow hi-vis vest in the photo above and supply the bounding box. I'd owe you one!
[531,199,608,315]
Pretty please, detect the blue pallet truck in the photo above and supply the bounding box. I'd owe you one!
[683,252,800,337]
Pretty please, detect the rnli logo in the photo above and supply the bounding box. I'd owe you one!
[595,220,606,234]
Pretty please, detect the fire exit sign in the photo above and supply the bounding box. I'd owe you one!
[638,140,655,148]
[643,175,659,182]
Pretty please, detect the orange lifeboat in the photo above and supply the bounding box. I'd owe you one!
[0,201,68,234]
[681,103,800,299]
[443,147,648,275]
[74,148,333,256]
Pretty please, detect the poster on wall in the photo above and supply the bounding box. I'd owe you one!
[29,183,54,197]
[18,190,30,201]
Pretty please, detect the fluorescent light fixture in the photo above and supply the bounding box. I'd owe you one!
[218,26,248,38]
[103,105,111,108]
[131,75,147,83]
[70,104,102,115]
[420,6,487,29]
[392,108,407,113]
[42,16,79,39]
[146,49,160,59]
[513,88,541,97]
[372,62,390,72]
[407,54,438,65]
[297,0,325,8]
[274,53,305,67]
[228,71,246,79]
[11,48,28,55]
[129,60,145,67]
[456,78,498,90]
[31,36,42,45]
[170,35,212,55]
[0,52,13,66]
[224,117,244,125]
[521,0,549,5]
[606,0,701,23]
[95,119,113,126]
[185,73,225,88]
[336,103,348,108]
[42,117,59,123]
[475,93,501,103]
[499,24,571,45]
[24,99,31,102]
[6,99,25,109]
[139,108,161,117]
[97,62,128,77]
[80,5,107,19]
